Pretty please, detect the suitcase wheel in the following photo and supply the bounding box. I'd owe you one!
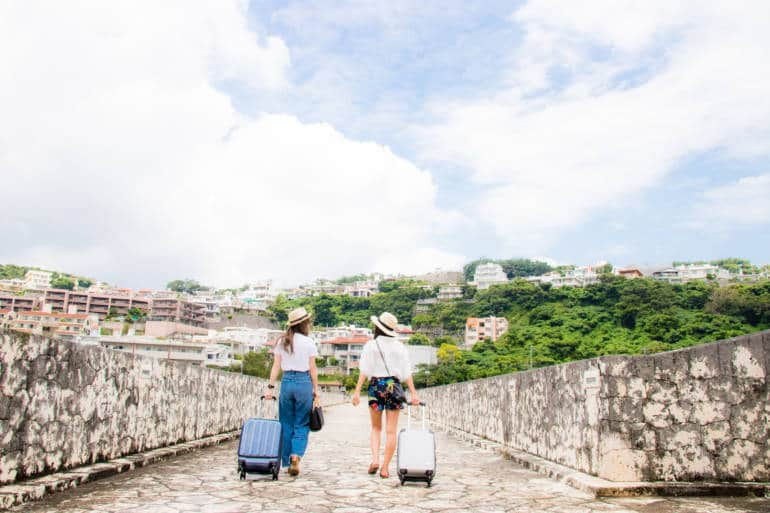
[399,477,405,486]
[426,479,432,488]
[239,471,246,481]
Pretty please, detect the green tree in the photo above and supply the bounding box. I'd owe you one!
[238,349,273,378]
[437,343,460,363]
[127,307,147,322]
[51,276,75,290]
[407,333,431,346]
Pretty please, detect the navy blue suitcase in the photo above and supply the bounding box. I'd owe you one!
[237,397,282,480]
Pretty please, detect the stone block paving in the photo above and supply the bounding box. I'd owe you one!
[15,405,769,513]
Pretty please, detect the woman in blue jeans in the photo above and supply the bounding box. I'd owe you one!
[264,307,319,476]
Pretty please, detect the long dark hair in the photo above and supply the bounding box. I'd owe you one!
[283,319,311,354]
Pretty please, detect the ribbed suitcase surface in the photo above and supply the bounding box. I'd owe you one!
[239,418,281,458]
[397,429,436,476]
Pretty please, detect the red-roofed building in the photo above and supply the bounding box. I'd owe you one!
[319,336,368,375]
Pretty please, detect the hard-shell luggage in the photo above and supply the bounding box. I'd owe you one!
[396,402,436,487]
[237,396,282,480]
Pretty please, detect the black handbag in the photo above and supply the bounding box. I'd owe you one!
[375,339,407,404]
[309,404,324,432]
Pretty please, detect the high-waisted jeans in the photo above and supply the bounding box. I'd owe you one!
[279,370,314,466]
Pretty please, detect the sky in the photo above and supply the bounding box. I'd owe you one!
[1,1,769,289]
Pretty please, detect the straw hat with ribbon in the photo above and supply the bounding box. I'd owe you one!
[287,307,312,327]
[370,312,398,337]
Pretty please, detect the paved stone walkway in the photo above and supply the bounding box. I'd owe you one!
[17,405,768,513]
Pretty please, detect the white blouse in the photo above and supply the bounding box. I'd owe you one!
[359,336,412,381]
[273,333,318,372]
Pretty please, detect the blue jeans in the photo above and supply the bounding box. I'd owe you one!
[279,371,313,466]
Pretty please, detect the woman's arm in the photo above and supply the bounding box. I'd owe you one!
[351,372,367,406]
[309,356,319,400]
[264,353,282,400]
[400,344,420,404]
[405,376,420,405]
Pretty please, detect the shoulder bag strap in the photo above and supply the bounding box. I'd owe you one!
[374,338,392,376]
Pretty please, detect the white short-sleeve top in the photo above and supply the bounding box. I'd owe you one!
[273,333,318,372]
[359,336,412,381]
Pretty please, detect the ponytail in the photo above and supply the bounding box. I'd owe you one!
[283,326,296,354]
[283,318,311,354]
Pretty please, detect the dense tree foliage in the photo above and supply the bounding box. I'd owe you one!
[51,276,75,290]
[412,277,769,387]
[0,264,28,280]
[0,265,93,289]
[463,258,552,281]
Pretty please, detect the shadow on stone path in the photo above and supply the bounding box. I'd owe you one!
[16,404,768,513]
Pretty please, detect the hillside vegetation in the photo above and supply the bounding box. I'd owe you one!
[0,264,93,290]
[270,276,770,387]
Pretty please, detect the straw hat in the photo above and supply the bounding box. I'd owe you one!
[287,307,312,327]
[371,312,398,337]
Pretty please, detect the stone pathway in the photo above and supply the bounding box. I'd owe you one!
[16,405,768,513]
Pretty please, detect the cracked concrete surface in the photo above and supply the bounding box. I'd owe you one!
[14,405,768,513]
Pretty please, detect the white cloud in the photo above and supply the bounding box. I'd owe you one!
[688,175,770,229]
[0,1,463,288]
[419,1,770,253]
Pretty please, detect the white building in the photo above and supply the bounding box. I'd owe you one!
[23,270,52,290]
[205,327,284,355]
[405,345,438,372]
[652,264,731,284]
[437,285,463,301]
[525,266,600,288]
[472,263,509,290]
[99,336,233,367]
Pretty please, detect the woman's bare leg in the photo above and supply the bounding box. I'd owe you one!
[381,409,400,475]
[369,407,383,465]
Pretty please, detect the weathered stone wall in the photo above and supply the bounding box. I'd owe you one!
[0,332,343,484]
[418,330,769,482]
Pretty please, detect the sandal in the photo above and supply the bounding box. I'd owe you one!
[368,463,380,475]
[379,469,390,479]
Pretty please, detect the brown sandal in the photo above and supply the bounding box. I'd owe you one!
[379,469,390,479]
[368,463,380,475]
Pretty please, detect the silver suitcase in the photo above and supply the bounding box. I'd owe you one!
[396,402,436,487]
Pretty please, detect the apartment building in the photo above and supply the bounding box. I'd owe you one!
[0,293,40,312]
[150,298,206,326]
[42,289,151,319]
[23,270,52,290]
[0,278,25,292]
[472,263,509,290]
[1,309,99,338]
[465,317,509,347]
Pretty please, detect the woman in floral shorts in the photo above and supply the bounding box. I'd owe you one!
[351,312,420,479]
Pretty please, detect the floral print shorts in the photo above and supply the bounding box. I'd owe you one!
[367,376,404,411]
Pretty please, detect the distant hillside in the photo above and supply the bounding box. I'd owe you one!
[0,264,95,290]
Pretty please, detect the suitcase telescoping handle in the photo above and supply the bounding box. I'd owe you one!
[259,395,278,419]
[406,401,427,430]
